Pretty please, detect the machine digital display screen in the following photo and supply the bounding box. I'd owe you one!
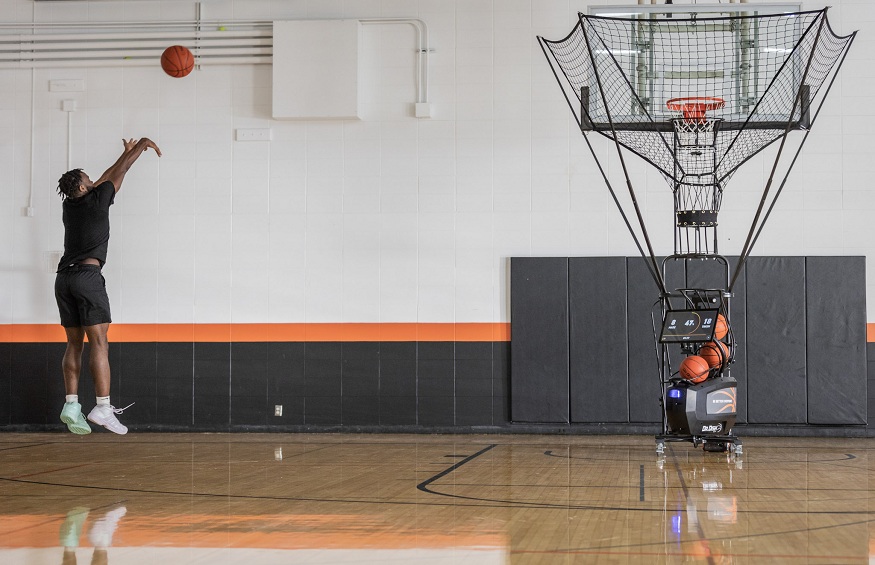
[659,309,719,343]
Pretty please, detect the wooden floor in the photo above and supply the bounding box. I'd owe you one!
[0,433,872,564]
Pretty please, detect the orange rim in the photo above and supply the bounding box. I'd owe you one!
[666,96,725,121]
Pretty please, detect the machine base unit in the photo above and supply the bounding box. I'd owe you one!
[657,377,741,453]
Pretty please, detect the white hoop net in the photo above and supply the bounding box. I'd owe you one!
[672,118,721,148]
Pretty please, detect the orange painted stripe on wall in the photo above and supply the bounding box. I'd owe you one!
[0,323,511,343]
[4,323,873,342]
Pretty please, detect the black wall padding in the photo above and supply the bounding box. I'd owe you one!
[805,257,867,424]
[686,256,748,424]
[569,257,628,423]
[746,256,807,423]
[626,257,685,423]
[510,257,570,423]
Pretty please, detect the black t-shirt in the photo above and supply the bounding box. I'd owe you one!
[57,180,116,271]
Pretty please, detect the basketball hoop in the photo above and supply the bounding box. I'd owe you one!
[666,97,725,122]
[667,97,725,149]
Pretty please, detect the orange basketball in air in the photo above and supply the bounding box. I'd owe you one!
[680,355,710,384]
[714,314,728,340]
[161,45,194,78]
[699,341,729,369]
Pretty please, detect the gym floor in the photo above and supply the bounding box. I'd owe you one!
[0,433,871,564]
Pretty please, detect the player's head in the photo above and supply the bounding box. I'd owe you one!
[57,169,90,200]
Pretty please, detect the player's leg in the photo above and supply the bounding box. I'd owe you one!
[62,327,85,395]
[83,323,110,397]
[83,323,128,435]
[59,327,92,435]
[56,270,91,435]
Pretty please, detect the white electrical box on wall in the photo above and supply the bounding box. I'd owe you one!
[272,20,362,120]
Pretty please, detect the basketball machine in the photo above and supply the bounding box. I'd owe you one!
[654,96,741,455]
[537,5,855,454]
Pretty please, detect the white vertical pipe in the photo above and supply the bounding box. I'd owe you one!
[27,0,34,212]
[67,110,72,170]
[360,19,430,103]
[29,69,35,211]
[195,1,202,71]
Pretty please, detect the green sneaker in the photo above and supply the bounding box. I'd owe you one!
[59,506,89,548]
[60,402,91,435]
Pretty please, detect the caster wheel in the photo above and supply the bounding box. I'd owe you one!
[703,441,728,453]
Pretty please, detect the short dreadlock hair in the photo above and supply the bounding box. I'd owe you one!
[57,169,84,201]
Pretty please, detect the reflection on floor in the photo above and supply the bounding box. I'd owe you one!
[0,433,872,564]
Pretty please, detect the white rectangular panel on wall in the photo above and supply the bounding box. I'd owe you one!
[272,20,362,120]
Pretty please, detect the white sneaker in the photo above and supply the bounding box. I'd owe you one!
[88,506,127,548]
[87,404,132,435]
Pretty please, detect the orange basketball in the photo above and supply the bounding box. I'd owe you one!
[699,340,729,368]
[161,45,194,78]
[680,355,710,384]
[714,314,728,340]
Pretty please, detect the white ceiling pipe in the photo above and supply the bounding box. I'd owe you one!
[0,20,272,30]
[2,38,271,51]
[0,56,269,69]
[0,30,271,42]
[0,47,272,61]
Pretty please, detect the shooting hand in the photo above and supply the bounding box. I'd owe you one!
[140,138,162,157]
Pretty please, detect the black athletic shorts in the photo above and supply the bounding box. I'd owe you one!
[54,264,112,328]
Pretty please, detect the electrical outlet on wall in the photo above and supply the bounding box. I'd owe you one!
[49,79,85,92]
[274,405,283,416]
[236,128,271,141]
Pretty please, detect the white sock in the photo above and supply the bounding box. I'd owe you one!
[96,396,110,406]
[66,395,78,404]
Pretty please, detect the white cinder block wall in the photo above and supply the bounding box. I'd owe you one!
[2,0,874,327]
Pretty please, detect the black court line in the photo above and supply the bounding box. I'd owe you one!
[0,442,60,453]
[417,444,497,496]
[639,464,644,501]
[9,463,92,480]
[424,481,875,493]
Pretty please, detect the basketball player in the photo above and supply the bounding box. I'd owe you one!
[55,137,161,435]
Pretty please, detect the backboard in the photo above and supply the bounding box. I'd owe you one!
[584,3,804,125]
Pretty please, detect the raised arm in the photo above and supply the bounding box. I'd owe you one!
[96,137,162,192]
